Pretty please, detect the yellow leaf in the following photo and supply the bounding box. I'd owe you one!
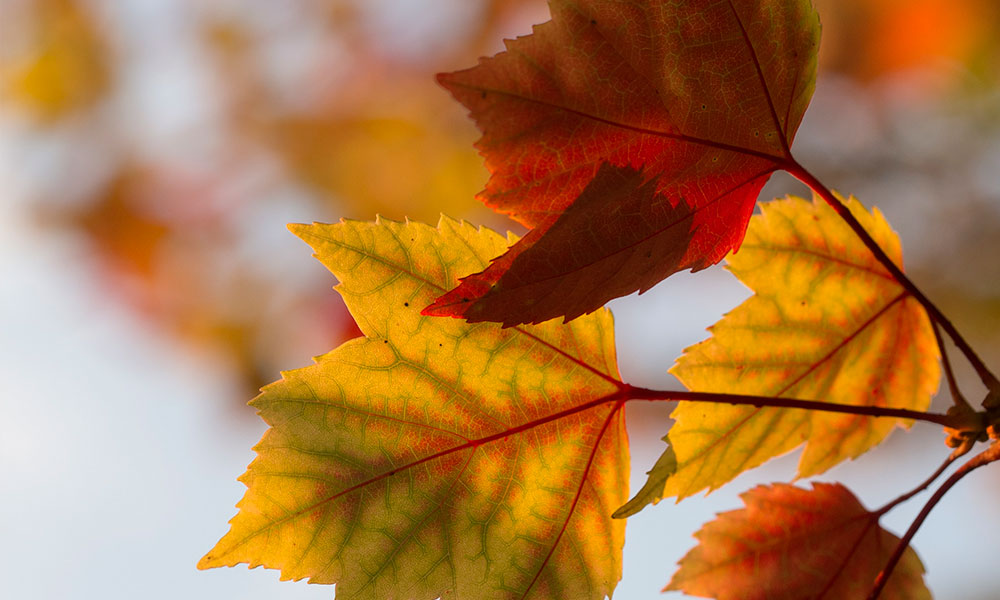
[663,194,940,499]
[200,216,629,600]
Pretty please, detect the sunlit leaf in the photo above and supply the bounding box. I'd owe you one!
[426,0,821,325]
[660,195,940,499]
[667,482,931,600]
[200,216,630,600]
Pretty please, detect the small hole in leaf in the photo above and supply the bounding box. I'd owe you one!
[712,156,718,162]
[701,104,707,110]
[383,340,388,344]
[404,302,409,307]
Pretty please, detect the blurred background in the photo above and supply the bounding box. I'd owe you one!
[1,0,998,598]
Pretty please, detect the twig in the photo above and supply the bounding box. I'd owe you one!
[867,442,1000,600]
[873,453,956,517]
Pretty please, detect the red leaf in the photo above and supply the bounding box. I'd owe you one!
[668,483,931,600]
[425,0,820,326]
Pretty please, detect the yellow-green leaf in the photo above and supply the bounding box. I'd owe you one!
[199,216,629,600]
[612,438,676,519]
[662,195,940,499]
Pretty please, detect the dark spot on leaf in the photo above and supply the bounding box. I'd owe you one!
[461,297,469,302]
[701,104,707,110]
[481,91,487,99]
[383,340,388,344]
[645,251,652,259]
[590,19,597,25]
[404,302,409,307]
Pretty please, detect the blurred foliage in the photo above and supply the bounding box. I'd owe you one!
[1,0,998,404]
[1,0,111,120]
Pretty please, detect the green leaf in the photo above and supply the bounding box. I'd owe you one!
[612,439,676,519]
[200,216,630,600]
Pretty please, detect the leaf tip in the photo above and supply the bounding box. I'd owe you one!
[197,547,225,571]
[286,222,309,238]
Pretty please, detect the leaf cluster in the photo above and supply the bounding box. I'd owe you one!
[201,1,1000,598]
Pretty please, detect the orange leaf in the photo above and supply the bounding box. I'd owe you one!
[200,216,630,600]
[667,482,931,600]
[425,0,821,325]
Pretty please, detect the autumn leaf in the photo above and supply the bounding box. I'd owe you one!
[199,216,631,600]
[425,0,821,326]
[652,195,941,501]
[667,482,931,600]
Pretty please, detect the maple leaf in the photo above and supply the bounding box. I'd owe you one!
[667,482,931,600]
[644,195,941,502]
[199,216,631,600]
[424,0,821,326]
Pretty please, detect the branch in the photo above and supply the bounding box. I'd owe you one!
[867,442,1000,600]
[623,386,979,430]
[784,160,1000,396]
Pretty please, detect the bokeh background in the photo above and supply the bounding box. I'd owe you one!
[1,0,999,598]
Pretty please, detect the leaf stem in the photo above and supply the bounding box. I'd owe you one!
[932,320,972,411]
[623,386,978,430]
[867,442,1000,600]
[873,453,956,518]
[784,160,1000,396]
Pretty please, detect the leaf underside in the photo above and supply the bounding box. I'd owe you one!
[646,195,940,502]
[199,216,630,600]
[669,482,931,600]
[426,0,821,326]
